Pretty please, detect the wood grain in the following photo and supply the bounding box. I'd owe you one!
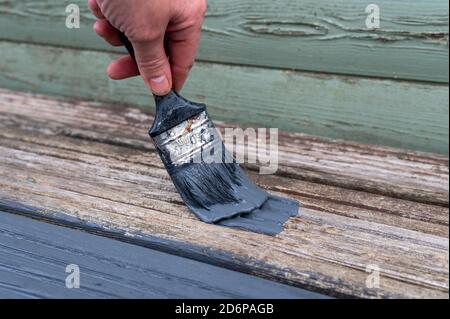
[0,90,448,298]
[0,42,448,154]
[0,212,323,299]
[0,0,448,82]
[0,89,447,207]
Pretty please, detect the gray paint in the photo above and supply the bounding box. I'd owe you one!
[218,195,299,235]
[152,92,299,234]
[0,200,334,297]
[0,210,327,299]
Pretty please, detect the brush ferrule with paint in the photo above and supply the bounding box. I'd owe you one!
[148,91,299,233]
[116,35,300,233]
[153,111,227,167]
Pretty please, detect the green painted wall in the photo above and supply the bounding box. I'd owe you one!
[0,0,448,82]
[0,1,448,153]
[1,42,447,154]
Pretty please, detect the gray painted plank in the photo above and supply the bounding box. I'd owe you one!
[0,0,448,82]
[0,41,448,154]
[0,211,325,299]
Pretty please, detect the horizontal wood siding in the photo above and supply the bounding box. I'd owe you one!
[0,41,448,154]
[0,0,448,82]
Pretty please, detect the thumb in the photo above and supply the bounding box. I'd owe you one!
[132,39,172,96]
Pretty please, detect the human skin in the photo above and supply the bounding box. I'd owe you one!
[88,0,207,95]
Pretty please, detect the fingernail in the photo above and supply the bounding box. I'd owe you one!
[93,20,99,32]
[149,75,170,96]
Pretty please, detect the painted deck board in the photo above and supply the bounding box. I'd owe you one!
[0,90,448,299]
[0,0,448,82]
[0,212,323,299]
[0,42,448,154]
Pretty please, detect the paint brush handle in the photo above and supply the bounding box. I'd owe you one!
[118,32,136,61]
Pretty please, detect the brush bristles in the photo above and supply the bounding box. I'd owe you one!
[169,162,244,210]
[150,92,299,232]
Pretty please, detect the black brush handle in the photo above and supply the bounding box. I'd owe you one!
[118,32,136,61]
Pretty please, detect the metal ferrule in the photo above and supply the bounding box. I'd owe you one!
[153,111,223,167]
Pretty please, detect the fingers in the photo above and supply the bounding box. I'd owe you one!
[133,39,172,95]
[87,0,104,19]
[167,2,206,93]
[87,0,204,95]
[107,55,140,80]
[106,44,172,96]
[93,19,122,46]
[168,25,202,93]
[89,0,141,85]
[89,0,122,46]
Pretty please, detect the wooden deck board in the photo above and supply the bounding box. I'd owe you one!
[0,211,322,299]
[0,90,448,298]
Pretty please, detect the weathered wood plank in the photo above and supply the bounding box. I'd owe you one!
[0,131,447,238]
[0,89,447,207]
[0,90,448,298]
[0,212,323,299]
[1,161,448,299]
[0,0,448,82]
[0,42,448,154]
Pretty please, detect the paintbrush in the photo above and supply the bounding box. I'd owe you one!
[119,33,299,232]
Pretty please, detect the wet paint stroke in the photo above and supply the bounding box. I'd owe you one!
[151,92,300,235]
[218,195,299,235]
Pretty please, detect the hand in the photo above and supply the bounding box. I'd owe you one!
[88,0,207,95]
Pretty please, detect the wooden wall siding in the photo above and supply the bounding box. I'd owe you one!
[0,0,448,83]
[0,212,324,299]
[0,41,448,154]
[0,90,448,298]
